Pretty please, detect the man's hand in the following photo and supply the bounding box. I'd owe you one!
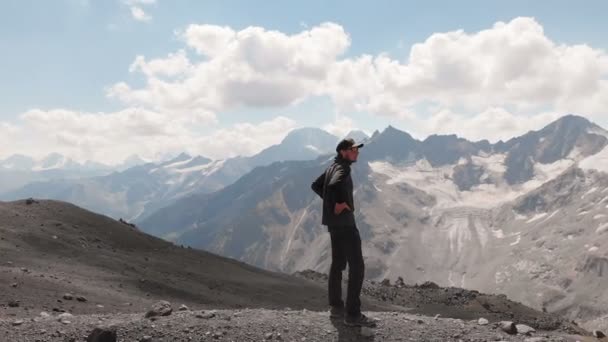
[334,202,351,215]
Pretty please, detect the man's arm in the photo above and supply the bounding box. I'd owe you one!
[328,164,351,213]
[311,172,325,198]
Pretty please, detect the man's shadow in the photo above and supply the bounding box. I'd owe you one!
[330,317,376,342]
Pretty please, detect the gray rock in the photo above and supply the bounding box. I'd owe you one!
[145,300,172,318]
[499,321,517,335]
[140,336,153,342]
[178,304,189,311]
[594,330,606,338]
[195,311,216,319]
[478,317,489,325]
[76,296,87,302]
[515,324,536,335]
[8,300,19,307]
[12,319,24,326]
[265,332,274,339]
[87,327,117,342]
[63,293,74,300]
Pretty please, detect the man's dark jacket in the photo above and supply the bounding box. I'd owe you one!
[311,155,356,227]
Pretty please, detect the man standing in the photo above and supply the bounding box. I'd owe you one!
[311,138,376,327]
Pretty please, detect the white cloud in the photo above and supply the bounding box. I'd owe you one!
[193,116,297,159]
[325,17,608,121]
[130,6,151,22]
[124,0,155,22]
[0,109,296,165]
[416,107,562,142]
[9,17,608,163]
[323,115,357,139]
[111,17,608,141]
[129,50,192,77]
[109,22,350,114]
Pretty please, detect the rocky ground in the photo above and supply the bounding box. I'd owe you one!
[2,303,606,342]
[294,271,588,334]
[1,199,607,341]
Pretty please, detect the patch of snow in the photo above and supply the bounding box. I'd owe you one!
[589,246,599,252]
[163,156,195,169]
[471,153,507,174]
[369,156,573,209]
[579,145,608,173]
[597,223,608,234]
[510,233,521,246]
[593,214,606,220]
[582,187,598,199]
[175,159,225,175]
[492,228,505,239]
[473,219,489,248]
[305,144,320,152]
[539,210,559,223]
[526,212,547,223]
[578,211,589,216]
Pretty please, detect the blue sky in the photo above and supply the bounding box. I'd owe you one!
[1,0,607,163]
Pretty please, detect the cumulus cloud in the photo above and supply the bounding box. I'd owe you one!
[416,107,562,142]
[0,109,297,164]
[325,18,608,121]
[9,18,608,163]
[124,0,155,22]
[323,115,357,139]
[193,116,297,159]
[110,18,608,138]
[108,22,350,114]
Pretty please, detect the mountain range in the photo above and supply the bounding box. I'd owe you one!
[138,114,608,327]
[0,128,365,221]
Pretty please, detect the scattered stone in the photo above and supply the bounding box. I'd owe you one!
[8,300,19,307]
[57,312,73,319]
[516,324,536,335]
[594,330,606,338]
[196,311,216,319]
[12,319,24,326]
[76,296,88,302]
[380,278,391,286]
[40,311,50,317]
[145,300,173,318]
[499,321,517,335]
[178,304,189,311]
[395,276,405,287]
[63,293,74,300]
[265,332,274,340]
[10,282,18,288]
[87,327,117,342]
[26,198,37,205]
[140,336,153,342]
[434,314,441,319]
[478,317,489,325]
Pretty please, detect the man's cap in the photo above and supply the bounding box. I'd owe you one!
[336,138,364,153]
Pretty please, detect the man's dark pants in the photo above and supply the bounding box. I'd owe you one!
[328,224,364,317]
